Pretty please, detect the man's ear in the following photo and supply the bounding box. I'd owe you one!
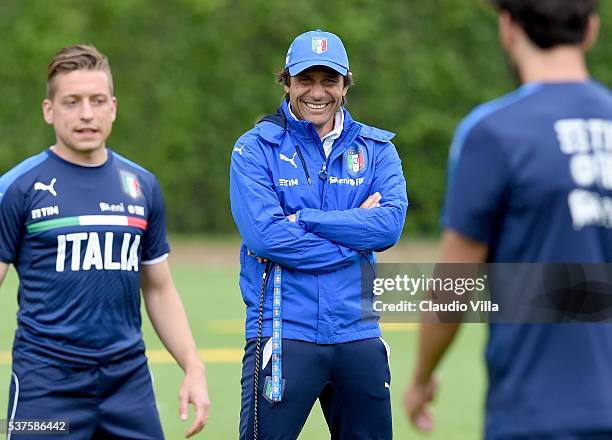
[111,96,117,122]
[583,14,600,51]
[42,99,54,125]
[498,11,516,52]
[343,71,352,96]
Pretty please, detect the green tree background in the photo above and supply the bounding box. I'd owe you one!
[2,0,611,236]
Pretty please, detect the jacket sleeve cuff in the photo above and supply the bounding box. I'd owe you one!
[296,208,312,231]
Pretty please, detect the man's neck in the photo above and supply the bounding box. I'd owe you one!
[315,121,335,139]
[517,46,590,84]
[51,144,108,167]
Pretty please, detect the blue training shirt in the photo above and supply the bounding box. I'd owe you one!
[0,148,170,365]
[443,81,612,437]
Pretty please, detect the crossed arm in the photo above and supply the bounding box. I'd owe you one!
[231,147,361,273]
[288,192,382,222]
[141,260,211,438]
[230,141,407,271]
[294,144,408,252]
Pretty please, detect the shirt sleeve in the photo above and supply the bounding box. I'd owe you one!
[0,181,26,264]
[141,176,171,264]
[441,121,510,245]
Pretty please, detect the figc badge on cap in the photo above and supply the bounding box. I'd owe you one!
[284,29,349,76]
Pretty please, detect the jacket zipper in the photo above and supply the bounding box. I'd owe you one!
[319,161,328,180]
[318,123,362,209]
[294,145,312,186]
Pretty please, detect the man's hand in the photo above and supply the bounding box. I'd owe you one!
[0,262,9,287]
[140,262,211,437]
[287,214,297,222]
[179,362,211,438]
[404,376,438,433]
[360,192,382,209]
[248,248,269,264]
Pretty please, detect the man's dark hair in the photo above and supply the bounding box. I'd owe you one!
[490,0,599,49]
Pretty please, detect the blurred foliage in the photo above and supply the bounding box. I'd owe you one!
[1,0,611,235]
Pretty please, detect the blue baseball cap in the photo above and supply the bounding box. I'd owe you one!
[284,29,349,76]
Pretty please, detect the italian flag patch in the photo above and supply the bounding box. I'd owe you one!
[120,171,141,199]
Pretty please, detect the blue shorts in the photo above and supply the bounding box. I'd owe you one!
[6,350,164,440]
[239,337,392,440]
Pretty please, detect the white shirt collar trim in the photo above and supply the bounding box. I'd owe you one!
[321,109,344,142]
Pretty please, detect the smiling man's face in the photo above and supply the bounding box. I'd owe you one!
[284,67,348,137]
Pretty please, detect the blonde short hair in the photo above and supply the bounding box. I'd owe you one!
[47,44,113,99]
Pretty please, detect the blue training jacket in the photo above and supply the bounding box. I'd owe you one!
[229,100,408,344]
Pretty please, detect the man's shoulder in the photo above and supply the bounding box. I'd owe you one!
[0,151,50,201]
[460,84,546,137]
[356,122,395,144]
[111,151,157,181]
[236,119,285,149]
[344,107,395,145]
[587,78,612,96]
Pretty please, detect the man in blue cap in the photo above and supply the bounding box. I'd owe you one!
[230,30,408,439]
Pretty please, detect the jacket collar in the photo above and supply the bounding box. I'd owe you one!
[280,99,356,143]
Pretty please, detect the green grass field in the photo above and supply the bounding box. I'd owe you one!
[0,241,487,439]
